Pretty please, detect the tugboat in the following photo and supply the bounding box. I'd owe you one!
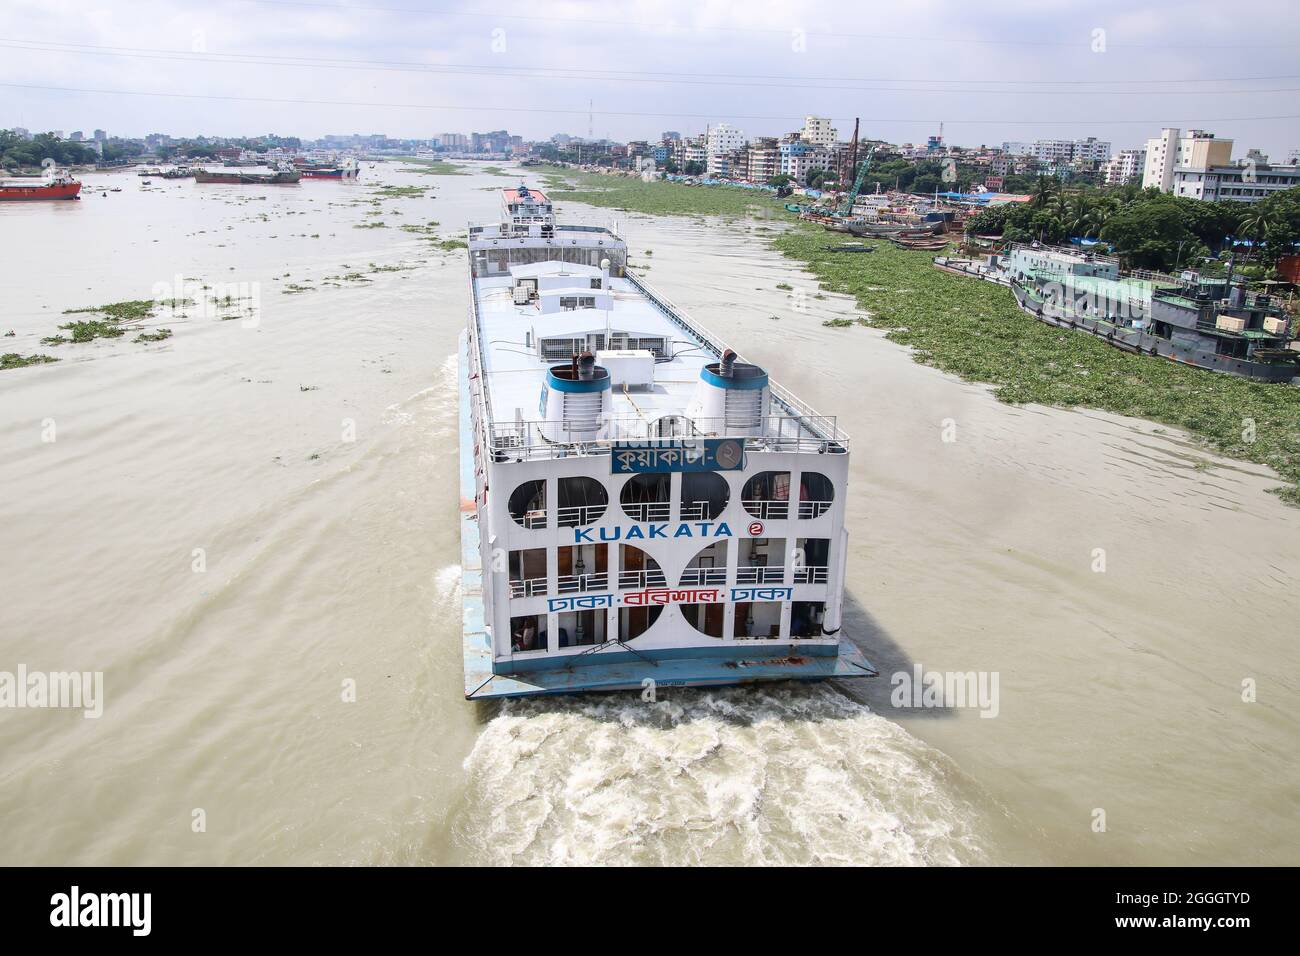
[0,167,82,201]
[295,157,359,179]
[459,185,875,698]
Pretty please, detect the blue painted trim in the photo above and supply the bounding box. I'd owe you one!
[700,366,768,390]
[547,368,612,393]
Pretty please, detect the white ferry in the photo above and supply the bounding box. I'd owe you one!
[459,185,876,698]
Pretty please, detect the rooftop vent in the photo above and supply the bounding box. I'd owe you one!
[539,353,611,443]
[686,349,770,435]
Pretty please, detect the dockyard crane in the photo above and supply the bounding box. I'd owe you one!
[837,145,876,218]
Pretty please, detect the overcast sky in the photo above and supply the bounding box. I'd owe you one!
[3,0,1300,156]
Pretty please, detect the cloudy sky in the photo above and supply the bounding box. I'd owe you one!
[3,0,1300,156]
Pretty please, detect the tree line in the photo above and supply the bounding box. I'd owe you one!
[964,176,1300,275]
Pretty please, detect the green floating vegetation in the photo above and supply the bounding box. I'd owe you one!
[775,282,793,291]
[283,283,316,294]
[400,159,467,176]
[371,185,427,198]
[135,328,173,343]
[45,319,128,344]
[539,165,785,219]
[63,299,157,322]
[354,220,388,229]
[771,223,1300,505]
[436,238,467,251]
[2,352,59,370]
[399,223,439,237]
[481,166,512,177]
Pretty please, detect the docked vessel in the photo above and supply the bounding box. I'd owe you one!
[460,186,876,699]
[295,157,359,179]
[0,168,81,201]
[938,244,1298,382]
[193,164,301,185]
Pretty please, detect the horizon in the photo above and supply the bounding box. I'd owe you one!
[3,0,1300,157]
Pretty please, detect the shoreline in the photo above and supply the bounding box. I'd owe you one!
[541,166,1300,506]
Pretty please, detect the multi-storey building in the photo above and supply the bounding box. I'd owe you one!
[800,116,837,148]
[1142,128,1232,192]
[1102,148,1146,185]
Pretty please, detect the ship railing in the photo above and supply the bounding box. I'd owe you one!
[742,499,790,521]
[736,566,786,585]
[621,501,671,523]
[625,273,849,445]
[508,577,548,599]
[555,504,607,527]
[797,500,834,519]
[791,566,829,584]
[679,567,727,586]
[555,572,609,594]
[486,415,846,462]
[510,509,548,530]
[618,569,668,590]
[680,501,720,521]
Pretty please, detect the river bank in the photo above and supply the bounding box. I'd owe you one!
[542,166,1300,505]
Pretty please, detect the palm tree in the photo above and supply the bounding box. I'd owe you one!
[1237,207,1276,268]
[1030,174,1061,210]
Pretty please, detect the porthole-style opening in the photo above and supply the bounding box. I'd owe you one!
[620,473,671,522]
[680,471,729,521]
[508,479,547,529]
[679,541,727,587]
[557,476,608,527]
[798,472,835,519]
[618,545,666,590]
[618,605,663,642]
[741,471,790,520]
[681,602,725,638]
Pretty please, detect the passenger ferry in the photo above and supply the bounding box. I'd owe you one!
[460,185,876,698]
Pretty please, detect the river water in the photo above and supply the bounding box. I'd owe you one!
[1,163,1296,866]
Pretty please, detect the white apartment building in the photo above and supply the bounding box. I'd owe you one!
[800,116,838,148]
[1072,137,1112,164]
[1141,128,1233,192]
[1102,148,1146,185]
[706,123,746,157]
[779,142,832,181]
[1172,161,1300,203]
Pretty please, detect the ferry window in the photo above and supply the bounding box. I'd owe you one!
[510,614,548,653]
[590,278,602,289]
[508,549,548,598]
[620,473,671,523]
[557,476,608,527]
[734,601,783,639]
[557,609,605,647]
[680,541,727,587]
[680,471,729,520]
[618,545,667,590]
[508,480,547,529]
[682,602,725,638]
[560,296,578,310]
[797,472,835,519]
[790,602,826,639]
[793,538,830,584]
[618,605,663,641]
[579,296,596,309]
[741,471,791,520]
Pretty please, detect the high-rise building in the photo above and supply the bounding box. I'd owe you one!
[706,123,746,176]
[1142,128,1232,192]
[93,129,107,142]
[800,116,837,148]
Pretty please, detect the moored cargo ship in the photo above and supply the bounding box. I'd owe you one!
[0,168,82,201]
[460,185,876,699]
[193,165,301,185]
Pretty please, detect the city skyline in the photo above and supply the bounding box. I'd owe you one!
[3,0,1300,156]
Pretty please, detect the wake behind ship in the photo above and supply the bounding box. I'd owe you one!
[460,185,875,699]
